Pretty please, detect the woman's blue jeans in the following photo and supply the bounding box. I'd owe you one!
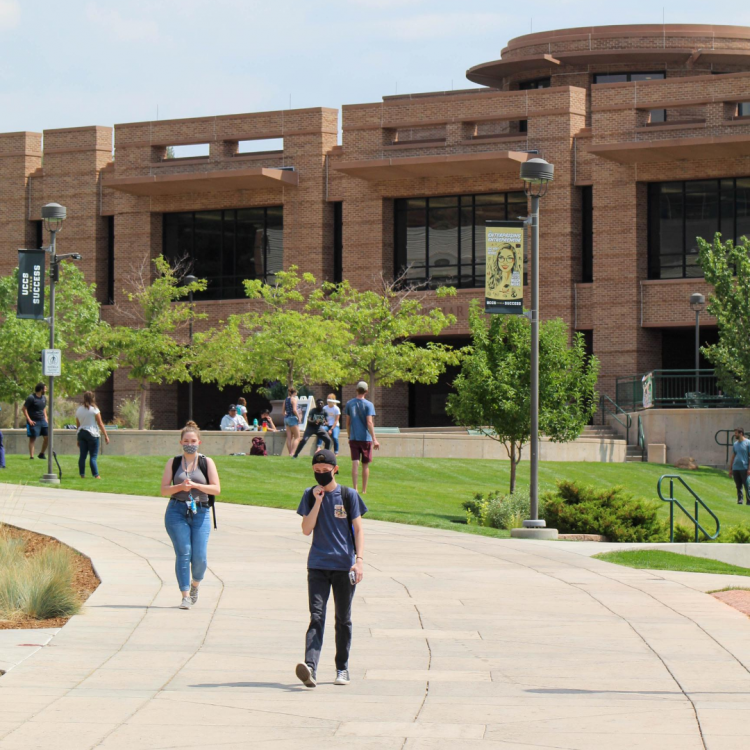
[318,425,340,453]
[78,430,100,477]
[164,500,211,591]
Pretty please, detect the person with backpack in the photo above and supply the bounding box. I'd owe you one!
[295,449,367,688]
[161,421,221,610]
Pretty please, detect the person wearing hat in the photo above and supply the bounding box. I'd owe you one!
[319,393,341,455]
[344,381,379,494]
[219,404,249,431]
[292,398,333,458]
[295,449,367,688]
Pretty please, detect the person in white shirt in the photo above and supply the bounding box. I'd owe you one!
[75,391,110,479]
[220,405,249,431]
[320,394,341,455]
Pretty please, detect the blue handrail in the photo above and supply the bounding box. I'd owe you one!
[715,429,744,464]
[637,415,646,462]
[657,474,720,543]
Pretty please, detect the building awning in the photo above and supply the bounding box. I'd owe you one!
[101,167,298,196]
[331,151,532,181]
[586,133,750,163]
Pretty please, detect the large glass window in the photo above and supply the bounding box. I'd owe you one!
[519,78,551,90]
[580,186,593,283]
[648,178,750,279]
[395,192,527,288]
[739,102,750,117]
[163,207,283,299]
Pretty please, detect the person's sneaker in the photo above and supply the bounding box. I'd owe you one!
[179,597,191,610]
[37,452,45,459]
[189,584,199,604]
[29,456,34,460]
[295,662,317,687]
[334,669,350,685]
[739,499,744,505]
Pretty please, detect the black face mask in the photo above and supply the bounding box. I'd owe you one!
[314,470,334,486]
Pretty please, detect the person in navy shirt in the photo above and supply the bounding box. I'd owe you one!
[295,449,367,688]
[344,381,379,494]
[728,427,750,505]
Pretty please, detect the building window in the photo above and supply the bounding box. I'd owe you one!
[580,186,593,283]
[163,207,283,300]
[739,102,750,117]
[107,216,115,305]
[34,220,43,249]
[648,178,750,279]
[394,192,527,289]
[593,72,666,123]
[333,202,343,283]
[519,78,551,90]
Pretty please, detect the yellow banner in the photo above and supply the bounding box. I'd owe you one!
[485,222,524,314]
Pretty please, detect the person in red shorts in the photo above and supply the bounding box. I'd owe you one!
[344,381,379,494]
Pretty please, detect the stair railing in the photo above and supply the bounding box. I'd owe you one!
[600,394,632,444]
[637,415,646,462]
[657,474,721,543]
[715,429,744,464]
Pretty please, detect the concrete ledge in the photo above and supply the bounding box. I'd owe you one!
[511,527,559,540]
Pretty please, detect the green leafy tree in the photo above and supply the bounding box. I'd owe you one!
[697,234,750,403]
[192,267,351,391]
[102,256,206,429]
[447,302,600,493]
[307,275,463,390]
[0,262,112,426]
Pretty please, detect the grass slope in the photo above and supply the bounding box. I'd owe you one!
[1,453,748,538]
[595,549,750,577]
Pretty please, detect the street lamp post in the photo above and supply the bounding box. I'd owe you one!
[519,158,554,529]
[184,275,197,423]
[690,292,706,394]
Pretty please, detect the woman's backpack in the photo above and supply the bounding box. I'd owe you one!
[250,436,268,456]
[171,454,217,529]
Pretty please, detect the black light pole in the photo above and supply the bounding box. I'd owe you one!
[690,292,706,394]
[184,274,197,423]
[519,158,554,529]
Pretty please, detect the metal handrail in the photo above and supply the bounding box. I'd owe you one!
[657,474,721,543]
[637,415,646,462]
[600,394,632,444]
[715,429,744,465]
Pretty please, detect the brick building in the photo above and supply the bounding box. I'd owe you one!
[1,23,750,428]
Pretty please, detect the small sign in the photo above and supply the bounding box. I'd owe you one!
[485,221,525,315]
[642,372,654,409]
[42,349,61,377]
[17,250,46,320]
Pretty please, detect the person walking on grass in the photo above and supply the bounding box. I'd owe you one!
[75,391,110,479]
[161,421,221,610]
[284,387,303,456]
[293,398,333,458]
[22,382,49,460]
[295,449,366,688]
[344,381,379,494]
[728,427,750,505]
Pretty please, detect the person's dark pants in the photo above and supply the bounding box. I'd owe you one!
[305,568,355,672]
[78,430,100,477]
[733,469,750,503]
[293,426,332,457]
[0,429,5,469]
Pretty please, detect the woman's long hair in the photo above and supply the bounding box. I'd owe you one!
[82,391,97,409]
[489,243,517,291]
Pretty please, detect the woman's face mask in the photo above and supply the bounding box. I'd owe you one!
[182,444,199,455]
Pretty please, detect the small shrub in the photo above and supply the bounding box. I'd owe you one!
[116,396,152,429]
[672,522,695,543]
[52,398,80,429]
[722,524,750,544]
[463,490,535,530]
[542,480,667,543]
[0,402,18,429]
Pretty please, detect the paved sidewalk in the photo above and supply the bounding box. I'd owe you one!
[1,485,750,749]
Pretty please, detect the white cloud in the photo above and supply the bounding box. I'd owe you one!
[377,12,509,41]
[0,0,20,30]
[86,2,160,43]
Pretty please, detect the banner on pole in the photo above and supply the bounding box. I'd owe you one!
[484,221,524,315]
[17,250,46,320]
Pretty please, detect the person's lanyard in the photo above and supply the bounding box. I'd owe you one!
[182,456,200,513]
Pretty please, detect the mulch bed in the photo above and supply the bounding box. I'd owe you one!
[712,589,750,618]
[0,524,100,630]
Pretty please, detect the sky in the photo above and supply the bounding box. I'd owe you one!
[1,0,749,138]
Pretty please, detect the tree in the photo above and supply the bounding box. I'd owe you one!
[0,262,112,426]
[698,234,750,404]
[102,256,206,429]
[447,302,600,493]
[192,267,351,391]
[307,274,463,391]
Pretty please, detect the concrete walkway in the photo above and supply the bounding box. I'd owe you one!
[1,485,750,749]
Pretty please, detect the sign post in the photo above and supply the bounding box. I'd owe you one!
[484,221,525,315]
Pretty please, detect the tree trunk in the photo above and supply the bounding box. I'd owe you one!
[287,363,294,390]
[13,401,18,428]
[139,383,147,430]
[509,442,517,494]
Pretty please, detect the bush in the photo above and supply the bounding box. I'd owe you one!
[0,402,18,429]
[722,524,750,544]
[541,480,667,543]
[116,396,152,429]
[463,490,535,530]
[672,522,696,543]
[52,398,80,429]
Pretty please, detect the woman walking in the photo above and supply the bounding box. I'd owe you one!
[75,391,110,478]
[161,421,221,610]
[284,387,302,456]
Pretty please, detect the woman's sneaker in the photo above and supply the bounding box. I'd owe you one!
[295,663,317,688]
[179,597,191,610]
[189,584,199,604]
[334,669,350,686]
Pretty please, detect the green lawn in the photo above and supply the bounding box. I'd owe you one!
[0,453,747,539]
[594,549,750,577]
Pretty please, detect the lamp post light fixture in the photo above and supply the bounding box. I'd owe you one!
[184,275,198,423]
[519,158,554,529]
[690,292,706,394]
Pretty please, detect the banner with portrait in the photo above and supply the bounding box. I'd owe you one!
[485,221,524,314]
[17,249,46,320]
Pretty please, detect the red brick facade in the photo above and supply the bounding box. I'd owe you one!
[2,24,749,427]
